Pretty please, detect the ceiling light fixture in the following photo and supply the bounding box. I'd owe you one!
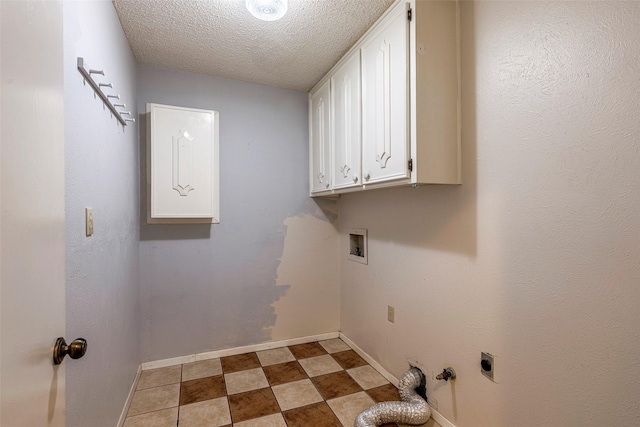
[246,0,288,22]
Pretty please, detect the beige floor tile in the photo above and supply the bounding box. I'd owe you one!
[225,367,269,395]
[234,412,287,427]
[271,378,323,411]
[319,338,351,354]
[298,354,343,377]
[137,365,182,390]
[123,407,178,427]
[221,352,260,373]
[347,365,389,390]
[127,384,180,417]
[257,347,295,367]
[326,391,375,427]
[178,396,231,427]
[228,388,280,423]
[182,358,222,381]
[289,342,328,359]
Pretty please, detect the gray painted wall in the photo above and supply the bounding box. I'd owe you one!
[64,2,140,426]
[137,66,339,363]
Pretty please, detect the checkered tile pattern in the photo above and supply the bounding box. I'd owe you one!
[123,339,441,427]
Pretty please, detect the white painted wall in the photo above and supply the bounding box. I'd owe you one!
[1,1,66,425]
[137,67,340,362]
[340,2,640,426]
[63,2,140,426]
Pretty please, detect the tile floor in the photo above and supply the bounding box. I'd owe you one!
[123,338,442,427]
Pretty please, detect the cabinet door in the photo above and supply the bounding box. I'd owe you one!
[331,53,362,189]
[309,80,332,193]
[149,103,220,222]
[361,3,409,184]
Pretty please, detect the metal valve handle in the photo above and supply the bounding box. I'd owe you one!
[436,367,456,381]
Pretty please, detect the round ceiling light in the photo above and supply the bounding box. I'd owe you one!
[246,0,288,22]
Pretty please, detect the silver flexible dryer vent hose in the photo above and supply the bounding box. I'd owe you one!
[355,367,430,427]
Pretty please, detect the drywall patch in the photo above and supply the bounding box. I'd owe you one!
[140,227,294,361]
[208,232,292,347]
[270,212,341,341]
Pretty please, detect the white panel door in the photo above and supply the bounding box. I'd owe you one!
[361,2,410,184]
[331,53,362,190]
[1,1,66,426]
[309,81,332,193]
[149,104,219,221]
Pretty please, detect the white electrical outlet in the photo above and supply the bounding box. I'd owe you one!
[387,305,395,323]
[85,208,94,236]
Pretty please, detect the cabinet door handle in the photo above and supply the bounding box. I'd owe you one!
[364,172,371,181]
[352,174,359,183]
[325,182,330,188]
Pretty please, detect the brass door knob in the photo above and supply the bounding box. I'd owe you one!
[53,337,87,365]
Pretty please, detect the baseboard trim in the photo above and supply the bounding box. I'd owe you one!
[116,364,141,427]
[141,354,196,370]
[339,332,457,427]
[430,410,457,427]
[141,332,340,370]
[339,333,400,385]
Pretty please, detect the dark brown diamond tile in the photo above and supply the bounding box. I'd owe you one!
[283,401,342,427]
[263,361,308,386]
[310,371,362,400]
[331,350,368,370]
[179,375,226,406]
[289,342,327,359]
[228,387,280,423]
[367,383,401,403]
[220,352,260,374]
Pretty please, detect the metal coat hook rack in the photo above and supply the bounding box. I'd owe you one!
[77,57,135,127]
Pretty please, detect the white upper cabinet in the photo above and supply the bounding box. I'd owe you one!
[309,80,332,194]
[309,0,461,196]
[147,103,220,224]
[361,3,409,185]
[331,53,362,190]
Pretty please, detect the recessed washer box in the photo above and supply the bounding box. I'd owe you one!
[348,228,368,264]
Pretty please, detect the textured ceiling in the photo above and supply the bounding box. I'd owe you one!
[113,0,396,91]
